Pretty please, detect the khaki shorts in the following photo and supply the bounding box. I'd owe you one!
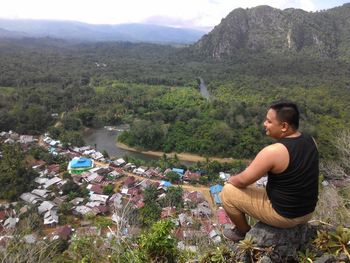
[220,183,313,228]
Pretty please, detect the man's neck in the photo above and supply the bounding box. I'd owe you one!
[284,130,301,138]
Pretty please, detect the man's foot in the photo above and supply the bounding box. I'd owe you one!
[222,228,246,242]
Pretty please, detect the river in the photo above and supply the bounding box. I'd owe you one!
[83,127,159,162]
[199,77,211,101]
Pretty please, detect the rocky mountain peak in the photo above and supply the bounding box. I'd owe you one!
[193,4,350,60]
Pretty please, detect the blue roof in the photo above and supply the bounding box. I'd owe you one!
[213,193,222,204]
[172,168,184,175]
[210,184,223,194]
[70,157,93,169]
[160,180,172,187]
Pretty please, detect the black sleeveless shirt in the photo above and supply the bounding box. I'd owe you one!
[266,133,319,218]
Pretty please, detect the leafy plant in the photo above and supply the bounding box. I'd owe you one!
[139,220,178,263]
[200,246,236,263]
[314,226,350,260]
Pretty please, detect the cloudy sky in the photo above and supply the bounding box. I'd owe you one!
[0,0,349,31]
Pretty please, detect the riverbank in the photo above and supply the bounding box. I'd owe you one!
[116,142,249,164]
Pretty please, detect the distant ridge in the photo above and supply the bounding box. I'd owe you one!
[0,19,206,44]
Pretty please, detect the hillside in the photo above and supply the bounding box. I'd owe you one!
[0,19,205,44]
[193,3,350,60]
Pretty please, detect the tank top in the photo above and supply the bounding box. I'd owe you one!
[266,133,319,218]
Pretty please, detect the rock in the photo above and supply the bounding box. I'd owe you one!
[314,254,336,263]
[259,255,273,263]
[245,222,316,261]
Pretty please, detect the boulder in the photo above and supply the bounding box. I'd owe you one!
[245,222,316,262]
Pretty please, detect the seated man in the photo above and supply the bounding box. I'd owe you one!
[221,101,319,242]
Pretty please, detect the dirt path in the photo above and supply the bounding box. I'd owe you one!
[117,142,249,164]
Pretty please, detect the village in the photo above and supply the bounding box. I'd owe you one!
[0,130,264,252]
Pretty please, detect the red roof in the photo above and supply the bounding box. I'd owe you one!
[128,188,140,196]
[48,164,60,174]
[217,208,232,225]
[90,184,103,194]
[54,225,72,240]
[0,210,7,220]
[124,176,136,187]
[93,175,105,183]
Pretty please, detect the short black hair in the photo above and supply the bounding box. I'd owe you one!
[269,101,300,130]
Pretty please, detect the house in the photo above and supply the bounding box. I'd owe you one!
[90,151,104,160]
[219,172,230,181]
[178,213,193,226]
[209,229,222,243]
[74,206,93,216]
[31,189,50,199]
[85,173,99,183]
[34,177,49,185]
[124,163,136,171]
[20,192,42,204]
[133,166,148,175]
[159,180,172,188]
[209,185,224,205]
[70,197,85,206]
[172,168,184,177]
[110,158,126,167]
[51,225,72,241]
[92,205,109,215]
[92,175,105,184]
[191,201,212,217]
[89,194,109,204]
[53,196,66,206]
[123,176,136,188]
[127,188,140,197]
[68,157,94,174]
[107,170,122,179]
[4,217,19,229]
[184,191,205,204]
[161,207,177,219]
[19,135,35,144]
[87,184,104,195]
[38,201,57,214]
[44,176,62,189]
[109,193,123,209]
[183,171,201,181]
[217,207,232,228]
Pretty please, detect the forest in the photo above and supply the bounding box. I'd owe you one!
[0,38,349,160]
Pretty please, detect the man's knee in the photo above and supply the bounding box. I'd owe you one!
[220,183,239,205]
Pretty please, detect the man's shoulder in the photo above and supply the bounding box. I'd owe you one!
[263,143,288,154]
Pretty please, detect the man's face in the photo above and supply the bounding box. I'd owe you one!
[263,109,284,139]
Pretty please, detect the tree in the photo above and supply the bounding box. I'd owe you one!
[139,220,178,263]
[165,171,181,183]
[162,186,183,209]
[0,143,37,200]
[103,184,114,195]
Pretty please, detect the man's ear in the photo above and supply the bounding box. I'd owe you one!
[281,122,289,132]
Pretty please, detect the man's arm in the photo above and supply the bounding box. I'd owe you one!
[228,144,281,188]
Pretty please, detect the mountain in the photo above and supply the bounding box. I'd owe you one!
[0,19,205,44]
[193,3,350,59]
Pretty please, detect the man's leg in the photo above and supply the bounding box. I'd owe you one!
[220,183,314,233]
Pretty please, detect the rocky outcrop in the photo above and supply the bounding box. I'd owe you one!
[239,222,317,262]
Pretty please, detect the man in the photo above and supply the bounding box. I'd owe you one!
[221,101,319,242]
